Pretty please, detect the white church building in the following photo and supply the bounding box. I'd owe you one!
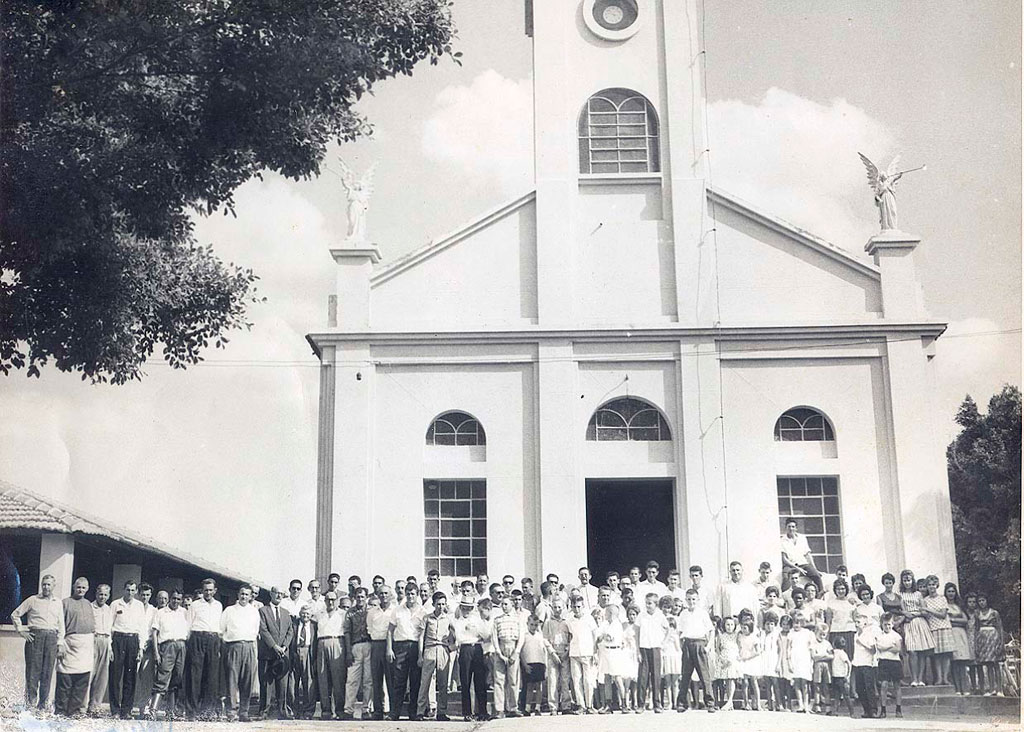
[306,0,957,589]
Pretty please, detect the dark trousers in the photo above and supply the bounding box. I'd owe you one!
[110,631,139,716]
[291,646,316,718]
[853,666,878,716]
[679,639,714,708]
[153,640,186,694]
[458,644,487,719]
[258,654,287,715]
[390,640,421,719]
[638,647,662,709]
[187,631,221,716]
[55,672,90,716]
[23,628,58,709]
[223,641,255,719]
[370,639,394,718]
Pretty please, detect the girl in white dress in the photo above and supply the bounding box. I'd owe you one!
[760,611,782,710]
[788,617,816,712]
[597,604,629,714]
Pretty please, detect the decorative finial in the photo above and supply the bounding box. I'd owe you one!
[858,153,926,233]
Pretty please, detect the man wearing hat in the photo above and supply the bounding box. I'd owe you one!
[258,586,294,719]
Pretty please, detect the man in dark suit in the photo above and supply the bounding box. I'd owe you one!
[290,604,318,719]
[258,586,294,719]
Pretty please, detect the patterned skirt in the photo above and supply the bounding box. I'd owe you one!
[932,627,955,654]
[975,627,1004,663]
[949,627,973,661]
[903,617,934,652]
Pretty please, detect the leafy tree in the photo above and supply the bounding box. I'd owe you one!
[2,0,457,383]
[947,385,1021,632]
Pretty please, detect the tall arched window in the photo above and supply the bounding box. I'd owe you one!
[425,411,486,446]
[586,397,671,441]
[774,407,835,442]
[578,88,660,175]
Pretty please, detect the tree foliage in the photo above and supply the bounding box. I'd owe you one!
[1,0,457,383]
[947,385,1021,633]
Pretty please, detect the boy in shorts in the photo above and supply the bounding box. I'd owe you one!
[875,613,903,718]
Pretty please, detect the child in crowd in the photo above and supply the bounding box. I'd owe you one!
[715,616,740,711]
[788,611,815,712]
[490,598,523,719]
[637,593,668,713]
[804,583,827,628]
[597,604,629,714]
[520,616,547,715]
[567,596,597,714]
[759,611,781,711]
[542,597,572,714]
[737,615,763,710]
[853,585,882,627]
[761,586,785,627]
[852,614,879,718]
[810,623,834,714]
[658,596,681,711]
[623,604,641,712]
[876,613,903,717]
[830,636,855,717]
[776,614,794,711]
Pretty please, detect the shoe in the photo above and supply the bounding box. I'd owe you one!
[436,714,450,721]
[707,705,717,714]
[880,707,887,718]
[463,715,473,722]
[338,712,354,720]
[677,707,688,713]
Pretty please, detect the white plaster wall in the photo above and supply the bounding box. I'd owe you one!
[370,202,538,329]
[714,206,882,322]
[718,357,899,585]
[368,363,536,582]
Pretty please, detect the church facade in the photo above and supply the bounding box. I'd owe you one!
[306,0,956,588]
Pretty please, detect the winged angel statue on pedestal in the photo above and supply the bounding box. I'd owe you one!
[337,158,376,243]
[858,153,926,233]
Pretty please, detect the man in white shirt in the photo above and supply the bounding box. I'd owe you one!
[280,579,305,618]
[638,560,669,598]
[637,593,670,712]
[221,585,260,722]
[687,566,715,617]
[11,574,65,712]
[306,579,326,619]
[388,584,426,720]
[108,580,146,719]
[367,586,396,720]
[134,584,160,716]
[148,589,189,720]
[573,567,600,610]
[187,578,223,720]
[666,569,688,601]
[315,591,347,719]
[715,561,760,619]
[87,583,113,717]
[780,517,823,593]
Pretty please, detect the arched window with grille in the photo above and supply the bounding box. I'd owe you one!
[773,407,835,442]
[425,411,486,446]
[578,88,660,175]
[586,397,671,441]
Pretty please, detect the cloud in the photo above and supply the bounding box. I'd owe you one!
[421,69,534,192]
[707,88,897,251]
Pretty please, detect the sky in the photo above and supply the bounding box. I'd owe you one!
[1,1,1019,583]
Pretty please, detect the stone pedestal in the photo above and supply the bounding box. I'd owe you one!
[330,245,382,329]
[865,231,925,319]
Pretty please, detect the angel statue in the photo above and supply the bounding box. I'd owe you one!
[858,153,926,232]
[337,158,376,243]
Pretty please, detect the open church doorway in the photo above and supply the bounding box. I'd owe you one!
[585,478,676,584]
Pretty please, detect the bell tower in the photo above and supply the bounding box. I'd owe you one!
[529,0,712,326]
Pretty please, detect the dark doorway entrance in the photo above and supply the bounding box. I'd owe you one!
[585,479,676,585]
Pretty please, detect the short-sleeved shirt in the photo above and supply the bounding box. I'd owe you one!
[63,597,95,635]
[566,614,597,657]
[188,598,223,633]
[781,533,812,564]
[153,606,190,642]
[543,616,570,654]
[637,610,669,648]
[521,631,547,664]
[875,629,902,661]
[831,648,851,678]
[92,602,113,635]
[492,612,521,646]
[677,608,714,640]
[316,609,346,637]
[852,627,877,667]
[391,604,424,642]
[717,581,760,619]
[367,605,394,641]
[637,580,669,599]
[422,612,453,648]
[454,613,486,646]
[110,597,148,640]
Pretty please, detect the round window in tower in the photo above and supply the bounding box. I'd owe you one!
[584,0,641,41]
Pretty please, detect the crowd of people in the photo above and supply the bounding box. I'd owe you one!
[10,519,1011,722]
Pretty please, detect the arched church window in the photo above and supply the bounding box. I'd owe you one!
[586,397,671,441]
[774,407,835,442]
[426,411,486,446]
[578,88,660,174]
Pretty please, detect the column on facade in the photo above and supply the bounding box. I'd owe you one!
[678,339,728,581]
[885,335,957,581]
[535,341,583,580]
